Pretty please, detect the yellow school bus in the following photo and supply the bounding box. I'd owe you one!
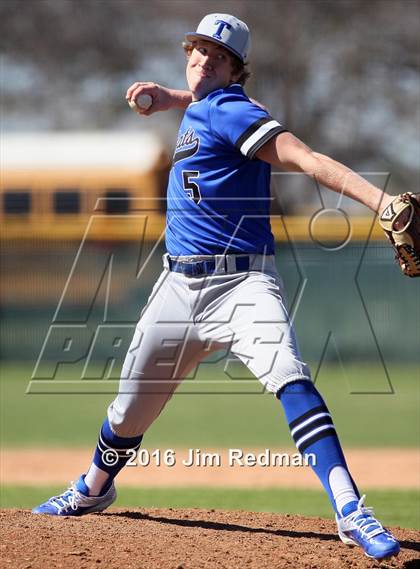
[1,132,170,241]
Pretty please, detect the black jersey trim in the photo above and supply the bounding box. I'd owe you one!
[247,126,288,159]
[235,117,272,150]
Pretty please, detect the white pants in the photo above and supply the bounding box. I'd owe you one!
[108,255,311,436]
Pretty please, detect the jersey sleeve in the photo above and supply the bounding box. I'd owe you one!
[209,92,287,159]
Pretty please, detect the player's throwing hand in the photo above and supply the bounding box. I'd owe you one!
[126,81,191,115]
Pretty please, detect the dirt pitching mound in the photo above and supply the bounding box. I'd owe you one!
[1,508,419,569]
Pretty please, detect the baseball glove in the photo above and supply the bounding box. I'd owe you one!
[379,192,420,277]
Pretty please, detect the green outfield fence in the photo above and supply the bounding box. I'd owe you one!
[1,240,418,367]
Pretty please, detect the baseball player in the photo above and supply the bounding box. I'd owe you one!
[33,14,402,561]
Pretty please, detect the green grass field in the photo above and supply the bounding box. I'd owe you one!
[1,363,418,448]
[1,486,418,529]
[1,363,418,527]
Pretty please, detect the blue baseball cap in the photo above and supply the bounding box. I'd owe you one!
[185,13,251,63]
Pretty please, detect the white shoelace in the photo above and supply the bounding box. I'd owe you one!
[49,482,83,514]
[343,495,385,539]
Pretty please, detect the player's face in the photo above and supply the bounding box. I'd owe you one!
[186,40,241,100]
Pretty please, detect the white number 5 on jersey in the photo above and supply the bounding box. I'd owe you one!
[182,171,202,205]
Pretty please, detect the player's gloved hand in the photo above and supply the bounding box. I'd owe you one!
[125,82,191,116]
[379,192,420,277]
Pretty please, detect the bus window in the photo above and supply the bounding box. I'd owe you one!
[3,191,31,214]
[54,191,81,214]
[104,189,130,214]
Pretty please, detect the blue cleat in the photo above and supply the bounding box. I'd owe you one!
[32,475,116,516]
[336,495,400,560]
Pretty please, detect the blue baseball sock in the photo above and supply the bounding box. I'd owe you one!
[84,418,143,496]
[277,380,359,515]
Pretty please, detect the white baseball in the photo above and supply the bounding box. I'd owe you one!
[128,94,153,111]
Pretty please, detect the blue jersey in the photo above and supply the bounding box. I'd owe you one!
[166,84,286,256]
